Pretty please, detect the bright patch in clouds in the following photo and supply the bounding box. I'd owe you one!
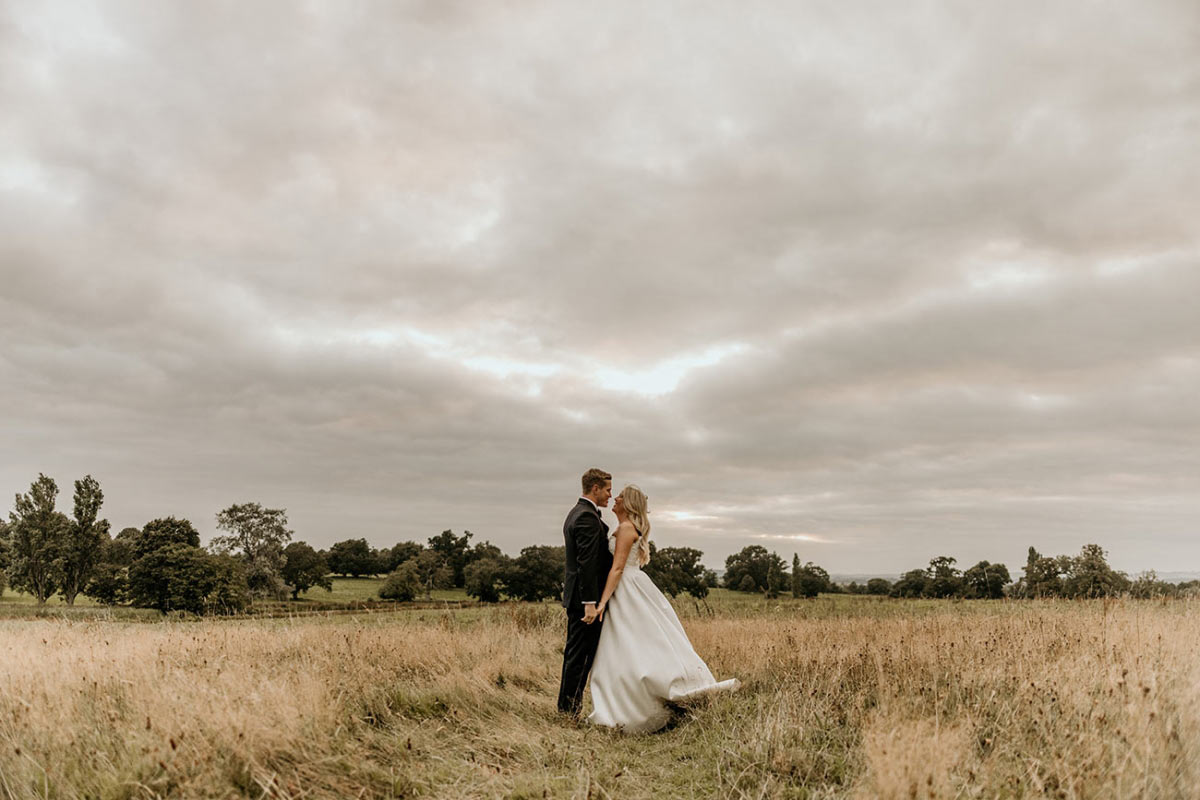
[591,343,750,396]
[279,322,745,393]
[659,510,720,523]
[749,533,831,544]
[965,242,1056,293]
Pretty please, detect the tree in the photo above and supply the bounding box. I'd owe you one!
[925,556,963,598]
[384,541,423,572]
[413,549,454,599]
[135,517,200,560]
[1015,546,1064,598]
[327,538,379,577]
[128,543,249,614]
[281,541,332,600]
[83,527,135,606]
[702,569,719,589]
[59,475,110,605]
[427,529,474,587]
[379,561,422,602]
[962,561,1010,599]
[504,545,565,602]
[1175,580,1199,597]
[206,554,253,614]
[1062,544,1129,598]
[468,539,504,567]
[1130,570,1176,599]
[643,545,710,599]
[212,503,294,598]
[766,560,786,598]
[0,519,10,594]
[736,574,756,592]
[464,556,509,603]
[794,562,831,598]
[791,554,801,598]
[8,474,68,604]
[84,561,129,606]
[724,546,785,592]
[891,568,929,598]
[108,527,140,566]
[866,578,892,596]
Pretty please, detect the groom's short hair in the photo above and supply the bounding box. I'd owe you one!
[581,468,612,494]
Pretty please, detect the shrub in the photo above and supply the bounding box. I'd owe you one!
[282,541,332,599]
[128,544,250,614]
[83,563,129,606]
[379,561,421,602]
[503,545,565,602]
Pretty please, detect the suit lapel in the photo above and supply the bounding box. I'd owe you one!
[577,498,606,531]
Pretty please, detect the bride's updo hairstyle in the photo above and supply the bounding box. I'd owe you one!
[620,484,652,567]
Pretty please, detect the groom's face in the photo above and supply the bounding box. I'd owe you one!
[595,481,612,508]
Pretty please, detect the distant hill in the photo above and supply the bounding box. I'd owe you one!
[1148,571,1200,582]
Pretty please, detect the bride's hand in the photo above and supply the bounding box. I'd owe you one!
[597,601,606,621]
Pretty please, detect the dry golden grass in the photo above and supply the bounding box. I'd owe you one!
[0,597,1198,799]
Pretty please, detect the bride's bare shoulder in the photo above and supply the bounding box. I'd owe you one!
[616,520,638,536]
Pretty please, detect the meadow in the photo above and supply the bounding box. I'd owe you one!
[0,590,1197,799]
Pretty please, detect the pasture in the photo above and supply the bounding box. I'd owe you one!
[0,593,1197,798]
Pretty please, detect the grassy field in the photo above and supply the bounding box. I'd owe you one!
[0,579,1000,617]
[294,577,470,604]
[0,594,1197,798]
[0,577,470,614]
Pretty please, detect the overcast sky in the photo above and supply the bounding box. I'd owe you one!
[2,1,1198,575]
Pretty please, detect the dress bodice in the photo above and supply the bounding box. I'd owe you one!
[608,531,643,570]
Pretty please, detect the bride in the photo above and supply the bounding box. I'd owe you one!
[588,485,740,733]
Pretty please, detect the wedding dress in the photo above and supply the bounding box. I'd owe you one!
[587,533,740,733]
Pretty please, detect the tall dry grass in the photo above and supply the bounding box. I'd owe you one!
[0,598,1197,798]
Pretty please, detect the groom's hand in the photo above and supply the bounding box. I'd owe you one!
[581,603,598,624]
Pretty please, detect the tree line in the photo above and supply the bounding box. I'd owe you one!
[0,473,727,613]
[7,472,1191,614]
[720,543,1197,600]
[0,473,307,614]
[376,536,720,604]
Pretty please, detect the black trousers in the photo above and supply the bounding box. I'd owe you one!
[557,607,605,715]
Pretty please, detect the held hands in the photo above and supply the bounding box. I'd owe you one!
[582,603,599,624]
[596,601,606,622]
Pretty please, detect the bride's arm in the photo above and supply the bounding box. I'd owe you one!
[597,523,637,618]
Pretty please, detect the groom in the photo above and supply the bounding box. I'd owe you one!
[557,467,614,717]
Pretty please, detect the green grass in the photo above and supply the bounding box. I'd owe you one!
[294,576,470,603]
[0,578,1000,622]
[0,587,160,620]
[0,586,103,606]
[0,577,471,619]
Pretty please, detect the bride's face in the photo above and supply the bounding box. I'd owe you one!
[613,494,625,515]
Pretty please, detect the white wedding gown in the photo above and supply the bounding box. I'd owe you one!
[587,534,740,733]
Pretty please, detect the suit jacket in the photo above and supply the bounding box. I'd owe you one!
[561,498,613,610]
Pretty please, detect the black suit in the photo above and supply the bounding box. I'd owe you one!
[557,498,614,715]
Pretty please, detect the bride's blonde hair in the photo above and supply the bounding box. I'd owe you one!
[620,484,652,567]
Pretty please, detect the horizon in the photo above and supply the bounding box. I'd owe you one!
[4,473,1185,580]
